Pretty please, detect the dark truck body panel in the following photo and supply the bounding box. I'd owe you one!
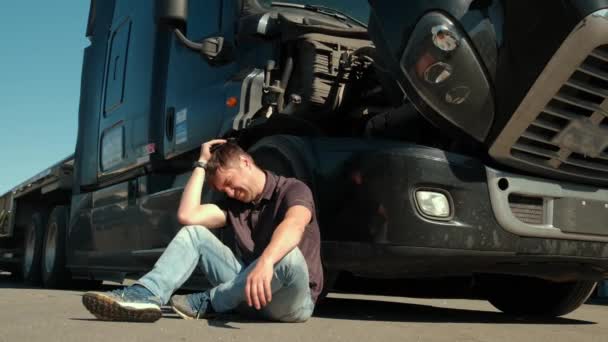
[64,138,608,284]
[311,139,608,280]
[17,140,595,292]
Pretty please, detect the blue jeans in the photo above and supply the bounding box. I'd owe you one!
[138,225,315,322]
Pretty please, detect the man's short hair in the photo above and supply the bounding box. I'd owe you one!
[206,142,253,178]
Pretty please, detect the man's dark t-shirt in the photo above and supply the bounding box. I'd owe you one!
[218,170,324,302]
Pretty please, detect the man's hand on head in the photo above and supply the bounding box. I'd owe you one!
[200,139,227,162]
[245,258,274,310]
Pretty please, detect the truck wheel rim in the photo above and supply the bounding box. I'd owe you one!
[44,222,57,274]
[24,226,35,275]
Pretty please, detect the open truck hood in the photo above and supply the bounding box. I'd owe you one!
[366,0,608,186]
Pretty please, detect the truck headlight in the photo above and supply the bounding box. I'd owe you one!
[415,190,452,219]
[400,12,494,142]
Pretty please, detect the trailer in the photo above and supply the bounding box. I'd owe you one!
[0,155,74,277]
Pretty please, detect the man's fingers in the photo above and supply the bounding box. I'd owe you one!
[207,139,227,147]
[251,283,261,310]
[201,139,227,150]
[201,139,229,161]
[206,138,227,144]
[264,278,272,304]
[245,280,252,307]
[257,281,267,307]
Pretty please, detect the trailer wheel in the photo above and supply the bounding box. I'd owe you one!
[481,275,597,317]
[22,213,46,283]
[41,206,71,288]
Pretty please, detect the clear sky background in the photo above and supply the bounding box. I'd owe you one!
[0,1,90,194]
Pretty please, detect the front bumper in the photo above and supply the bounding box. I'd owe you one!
[315,140,608,278]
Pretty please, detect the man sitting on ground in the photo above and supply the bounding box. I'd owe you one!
[82,139,323,323]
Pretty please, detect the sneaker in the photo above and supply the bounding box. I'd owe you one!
[169,291,215,320]
[82,285,162,322]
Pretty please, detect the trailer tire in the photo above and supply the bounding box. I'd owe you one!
[41,206,71,288]
[22,213,46,283]
[481,275,597,317]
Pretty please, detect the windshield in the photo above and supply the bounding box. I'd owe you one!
[260,0,371,25]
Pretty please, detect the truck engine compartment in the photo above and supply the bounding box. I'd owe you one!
[229,4,458,153]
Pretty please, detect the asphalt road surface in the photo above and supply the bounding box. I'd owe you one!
[1,272,607,342]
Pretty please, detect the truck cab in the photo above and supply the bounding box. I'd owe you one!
[1,0,608,317]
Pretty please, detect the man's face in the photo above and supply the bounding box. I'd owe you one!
[211,158,257,203]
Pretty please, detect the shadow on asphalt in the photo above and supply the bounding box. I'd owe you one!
[0,273,596,326]
[313,296,595,325]
[0,272,110,291]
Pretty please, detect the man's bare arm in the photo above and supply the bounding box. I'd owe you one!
[258,205,311,265]
[176,139,227,228]
[245,205,312,309]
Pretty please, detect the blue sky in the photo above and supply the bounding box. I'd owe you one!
[0,1,90,194]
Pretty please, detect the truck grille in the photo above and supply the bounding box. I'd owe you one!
[512,45,608,175]
[508,194,544,225]
[490,21,608,185]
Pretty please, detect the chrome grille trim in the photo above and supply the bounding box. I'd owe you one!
[565,79,608,98]
[591,48,608,62]
[490,9,608,185]
[530,118,562,132]
[543,105,581,121]
[487,167,608,242]
[578,63,608,82]
[553,93,601,113]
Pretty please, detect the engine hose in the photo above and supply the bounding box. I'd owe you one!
[173,28,203,51]
[278,45,295,112]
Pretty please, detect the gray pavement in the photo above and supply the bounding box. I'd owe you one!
[1,272,607,342]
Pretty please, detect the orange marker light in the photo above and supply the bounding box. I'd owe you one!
[226,97,238,108]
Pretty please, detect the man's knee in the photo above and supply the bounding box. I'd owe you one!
[275,248,308,284]
[277,248,306,269]
[176,225,215,246]
[278,309,312,323]
[266,302,314,323]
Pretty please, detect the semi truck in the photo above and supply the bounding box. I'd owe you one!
[1,0,608,317]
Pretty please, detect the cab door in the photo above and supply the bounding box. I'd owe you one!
[135,0,242,256]
[98,0,159,178]
[161,0,240,159]
[89,0,162,267]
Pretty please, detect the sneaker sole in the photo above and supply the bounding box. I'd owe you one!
[82,292,162,322]
[170,304,196,320]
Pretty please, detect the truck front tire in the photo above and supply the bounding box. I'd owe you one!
[481,275,596,317]
[248,135,314,183]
